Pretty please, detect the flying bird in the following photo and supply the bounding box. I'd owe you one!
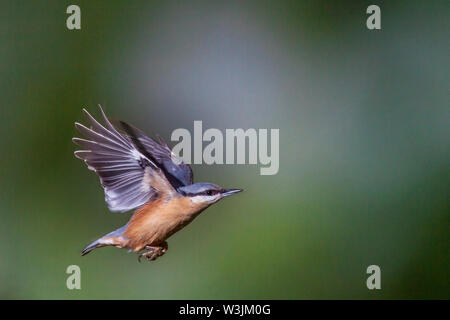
[73,106,242,262]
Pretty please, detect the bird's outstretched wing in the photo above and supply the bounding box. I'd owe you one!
[73,106,187,212]
[110,119,193,189]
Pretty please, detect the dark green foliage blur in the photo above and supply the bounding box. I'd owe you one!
[0,0,448,299]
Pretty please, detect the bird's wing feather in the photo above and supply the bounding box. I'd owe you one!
[110,119,193,189]
[73,106,177,212]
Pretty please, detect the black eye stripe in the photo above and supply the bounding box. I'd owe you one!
[183,189,220,197]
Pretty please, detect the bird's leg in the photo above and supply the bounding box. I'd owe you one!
[138,241,168,262]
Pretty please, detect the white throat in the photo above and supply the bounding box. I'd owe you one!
[190,194,221,204]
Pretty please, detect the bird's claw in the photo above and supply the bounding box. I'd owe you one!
[138,245,167,262]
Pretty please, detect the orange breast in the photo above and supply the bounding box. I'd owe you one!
[123,196,205,251]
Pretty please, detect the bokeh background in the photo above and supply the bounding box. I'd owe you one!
[0,0,448,299]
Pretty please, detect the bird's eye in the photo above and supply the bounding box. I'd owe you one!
[206,190,213,196]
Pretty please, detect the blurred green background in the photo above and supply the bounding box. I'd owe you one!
[0,0,448,299]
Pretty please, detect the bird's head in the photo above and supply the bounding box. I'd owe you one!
[178,183,242,206]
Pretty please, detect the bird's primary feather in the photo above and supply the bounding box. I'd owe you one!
[73,105,191,213]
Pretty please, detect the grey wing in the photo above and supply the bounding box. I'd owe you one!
[111,119,193,189]
[73,106,164,212]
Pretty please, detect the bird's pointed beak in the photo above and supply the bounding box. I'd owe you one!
[221,188,243,197]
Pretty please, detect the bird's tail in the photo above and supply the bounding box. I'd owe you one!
[81,224,128,256]
[81,239,104,256]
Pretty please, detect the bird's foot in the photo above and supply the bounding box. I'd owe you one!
[138,242,168,262]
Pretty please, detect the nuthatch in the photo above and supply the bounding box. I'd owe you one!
[73,106,242,262]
